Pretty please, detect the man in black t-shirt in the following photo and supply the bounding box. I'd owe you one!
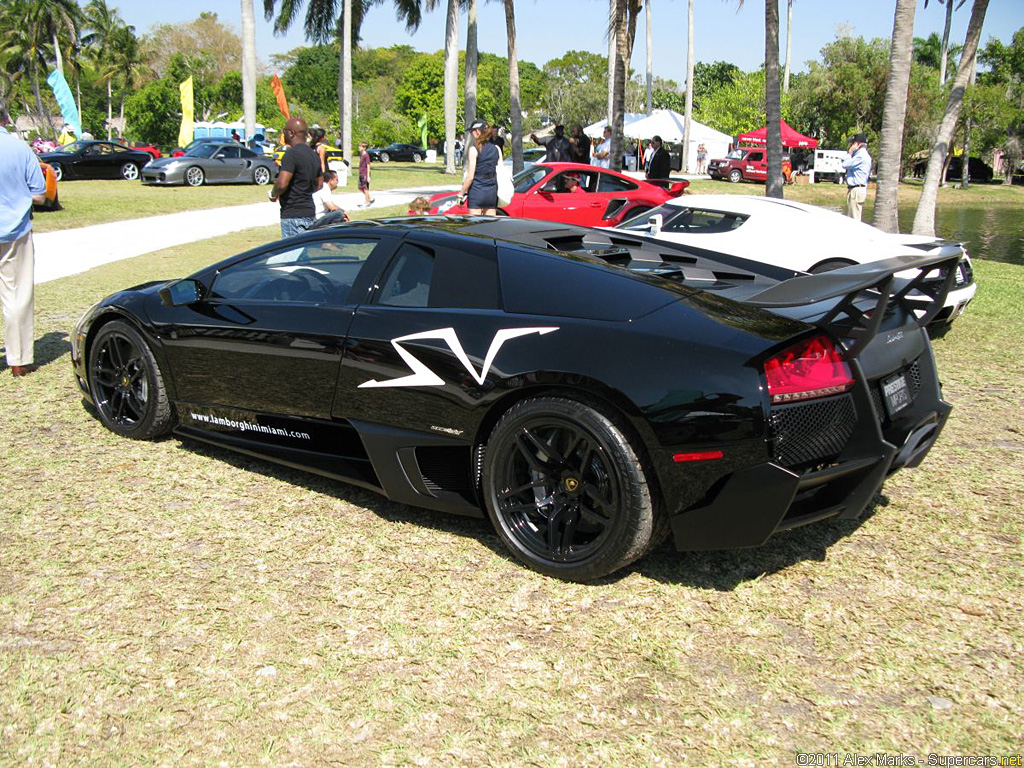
[530,125,573,163]
[269,117,323,237]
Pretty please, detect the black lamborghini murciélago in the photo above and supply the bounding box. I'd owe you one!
[72,216,959,581]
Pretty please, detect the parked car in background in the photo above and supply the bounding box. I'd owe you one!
[708,147,792,184]
[503,147,546,170]
[428,162,688,227]
[33,162,60,211]
[170,137,233,157]
[367,143,427,163]
[130,142,162,160]
[912,155,994,183]
[37,140,153,181]
[141,142,279,187]
[71,216,959,580]
[617,194,977,325]
[269,143,345,167]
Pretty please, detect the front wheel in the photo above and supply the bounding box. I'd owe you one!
[379,152,390,163]
[253,165,272,185]
[729,168,743,183]
[412,153,422,163]
[121,162,140,181]
[184,166,205,187]
[482,397,657,581]
[88,320,174,440]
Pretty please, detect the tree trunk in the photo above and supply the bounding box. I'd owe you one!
[682,0,693,172]
[645,0,652,115]
[765,0,783,199]
[873,0,917,234]
[31,65,55,138]
[607,0,615,126]
[443,0,459,175]
[107,78,112,140]
[505,0,524,174]
[913,0,990,236]
[939,0,954,85]
[465,0,477,135]
[610,0,629,172]
[963,61,976,188]
[52,31,64,75]
[343,0,352,164]
[783,0,793,93]
[240,0,257,141]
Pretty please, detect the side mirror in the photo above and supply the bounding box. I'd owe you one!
[159,278,205,307]
[648,214,663,236]
[214,152,226,159]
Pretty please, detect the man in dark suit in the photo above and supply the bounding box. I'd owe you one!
[646,135,671,180]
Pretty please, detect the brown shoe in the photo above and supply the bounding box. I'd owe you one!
[11,365,36,377]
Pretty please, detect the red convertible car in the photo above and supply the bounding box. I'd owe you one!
[428,162,688,227]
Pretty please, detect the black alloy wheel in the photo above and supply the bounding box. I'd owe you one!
[88,320,173,440]
[483,397,657,581]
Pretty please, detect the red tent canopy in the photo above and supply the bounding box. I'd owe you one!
[737,120,818,149]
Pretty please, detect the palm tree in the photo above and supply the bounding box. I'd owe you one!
[465,0,477,133]
[3,0,59,135]
[82,0,126,139]
[503,0,524,173]
[607,0,642,171]
[99,24,147,137]
[872,0,917,234]
[264,0,424,161]
[645,0,652,115]
[240,0,258,141]
[783,0,792,93]
[936,0,966,85]
[442,0,458,173]
[682,0,693,172]
[764,0,783,199]
[27,0,80,77]
[912,0,990,236]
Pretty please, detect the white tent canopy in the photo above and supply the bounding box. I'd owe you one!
[583,113,647,139]
[623,110,733,172]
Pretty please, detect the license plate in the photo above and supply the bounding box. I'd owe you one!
[882,373,911,417]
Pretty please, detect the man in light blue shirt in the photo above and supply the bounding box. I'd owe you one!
[0,119,47,376]
[842,132,872,221]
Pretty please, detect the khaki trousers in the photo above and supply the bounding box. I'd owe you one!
[846,185,867,221]
[0,230,35,367]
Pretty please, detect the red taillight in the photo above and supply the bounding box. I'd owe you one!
[764,335,854,404]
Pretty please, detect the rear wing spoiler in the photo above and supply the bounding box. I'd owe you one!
[744,247,962,359]
[645,179,689,197]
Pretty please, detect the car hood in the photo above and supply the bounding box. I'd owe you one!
[145,157,188,168]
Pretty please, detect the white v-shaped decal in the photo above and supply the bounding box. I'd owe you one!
[358,326,558,389]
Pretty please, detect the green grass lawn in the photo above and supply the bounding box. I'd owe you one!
[32,163,459,234]
[0,225,1020,763]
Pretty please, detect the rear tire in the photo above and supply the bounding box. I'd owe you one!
[729,168,743,183]
[809,259,856,274]
[482,397,656,581]
[253,165,271,185]
[88,320,174,440]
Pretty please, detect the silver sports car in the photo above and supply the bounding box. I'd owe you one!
[141,142,278,187]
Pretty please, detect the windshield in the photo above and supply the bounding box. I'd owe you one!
[52,141,87,154]
[514,165,552,193]
[726,149,745,160]
[617,204,681,231]
[185,144,219,158]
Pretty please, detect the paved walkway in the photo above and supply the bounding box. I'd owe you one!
[34,184,455,284]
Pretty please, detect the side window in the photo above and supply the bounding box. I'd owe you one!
[239,147,256,158]
[596,172,638,192]
[377,243,434,308]
[665,209,748,234]
[211,238,380,305]
[216,146,241,159]
[747,152,764,163]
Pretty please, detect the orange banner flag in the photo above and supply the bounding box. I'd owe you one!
[271,74,290,119]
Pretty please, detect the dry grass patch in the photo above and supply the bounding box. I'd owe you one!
[0,226,1021,764]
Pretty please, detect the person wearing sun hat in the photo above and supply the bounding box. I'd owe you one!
[843,132,872,221]
[458,119,500,215]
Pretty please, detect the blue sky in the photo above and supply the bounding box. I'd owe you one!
[121,0,1022,87]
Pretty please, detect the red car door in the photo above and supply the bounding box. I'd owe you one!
[744,150,767,181]
[519,169,603,226]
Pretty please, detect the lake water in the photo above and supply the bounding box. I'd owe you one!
[896,205,1024,266]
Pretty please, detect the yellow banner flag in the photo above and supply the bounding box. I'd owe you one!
[178,76,194,148]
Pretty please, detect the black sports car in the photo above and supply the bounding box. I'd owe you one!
[366,143,427,163]
[38,140,154,181]
[71,217,959,581]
